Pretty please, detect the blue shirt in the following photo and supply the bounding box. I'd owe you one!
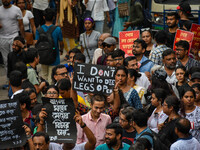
[140,55,154,73]
[135,127,153,147]
[96,142,130,150]
[35,24,63,66]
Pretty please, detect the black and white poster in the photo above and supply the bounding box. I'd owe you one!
[42,98,77,143]
[73,63,116,95]
[0,99,26,149]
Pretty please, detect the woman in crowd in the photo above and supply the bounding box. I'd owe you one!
[114,66,142,109]
[148,88,168,133]
[180,87,200,142]
[79,17,101,63]
[16,0,36,44]
[158,95,181,148]
[45,85,59,98]
[141,28,155,58]
[24,88,37,109]
[175,65,188,90]
[192,83,200,107]
[127,69,145,101]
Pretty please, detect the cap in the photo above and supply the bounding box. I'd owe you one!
[191,72,200,80]
[177,2,191,14]
[103,37,116,45]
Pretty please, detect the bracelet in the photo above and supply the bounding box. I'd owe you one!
[26,134,32,140]
[80,123,86,128]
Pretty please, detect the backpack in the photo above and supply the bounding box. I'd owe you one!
[35,25,57,65]
[140,130,169,150]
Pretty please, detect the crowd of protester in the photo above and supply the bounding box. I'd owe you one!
[0,0,200,149]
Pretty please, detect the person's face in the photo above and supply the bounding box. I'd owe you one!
[151,93,160,107]
[119,113,131,129]
[175,68,185,83]
[141,31,152,45]
[84,20,93,31]
[166,16,178,28]
[106,55,115,67]
[103,43,115,55]
[30,92,37,108]
[35,55,40,65]
[114,56,124,67]
[163,53,176,70]
[176,46,188,60]
[127,59,138,71]
[105,129,118,148]
[107,93,114,104]
[193,87,200,102]
[69,52,76,63]
[46,88,59,98]
[182,91,195,108]
[33,136,49,150]
[2,0,11,7]
[16,0,25,10]
[132,42,145,56]
[59,89,70,99]
[12,40,22,53]
[191,78,200,86]
[91,101,105,119]
[162,101,171,115]
[54,67,68,82]
[115,70,127,86]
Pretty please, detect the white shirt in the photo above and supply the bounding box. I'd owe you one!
[136,72,150,89]
[0,5,22,38]
[73,142,86,150]
[23,10,34,31]
[170,137,200,150]
[11,89,24,99]
[84,0,109,21]
[148,109,168,133]
[92,48,103,64]
[33,0,49,10]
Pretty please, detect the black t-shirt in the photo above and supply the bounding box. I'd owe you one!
[166,28,176,49]
[122,129,137,145]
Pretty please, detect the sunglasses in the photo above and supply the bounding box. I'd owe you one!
[141,28,151,32]
[102,43,112,48]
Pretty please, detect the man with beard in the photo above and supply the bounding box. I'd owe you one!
[7,36,26,78]
[162,49,177,85]
[166,12,179,48]
[97,37,116,65]
[175,40,200,70]
[96,123,130,150]
[112,49,125,67]
[132,39,154,74]
[0,0,25,69]
[119,107,137,145]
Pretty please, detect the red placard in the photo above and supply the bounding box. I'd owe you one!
[173,29,194,51]
[190,23,200,50]
[119,30,140,56]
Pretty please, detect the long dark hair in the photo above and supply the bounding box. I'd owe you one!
[164,96,180,114]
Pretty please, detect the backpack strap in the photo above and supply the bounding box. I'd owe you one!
[140,131,153,138]
[37,27,45,35]
[46,25,57,35]
[140,59,151,68]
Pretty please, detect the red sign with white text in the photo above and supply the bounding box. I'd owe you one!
[173,29,194,51]
[190,24,200,50]
[119,30,140,56]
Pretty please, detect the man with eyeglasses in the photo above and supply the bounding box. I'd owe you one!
[97,37,116,65]
[92,33,111,64]
[112,49,125,67]
[51,64,68,85]
[119,107,136,146]
[175,40,200,70]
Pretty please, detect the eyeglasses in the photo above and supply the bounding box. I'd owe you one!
[17,2,25,4]
[46,91,58,95]
[141,28,150,32]
[114,58,123,61]
[176,48,185,52]
[102,43,112,48]
[57,72,68,76]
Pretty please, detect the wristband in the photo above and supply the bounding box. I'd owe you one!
[80,123,86,128]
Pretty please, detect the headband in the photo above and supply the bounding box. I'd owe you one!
[84,18,94,23]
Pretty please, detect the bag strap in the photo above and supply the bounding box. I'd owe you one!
[140,59,151,68]
[91,0,96,12]
[83,34,91,62]
[46,25,57,35]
